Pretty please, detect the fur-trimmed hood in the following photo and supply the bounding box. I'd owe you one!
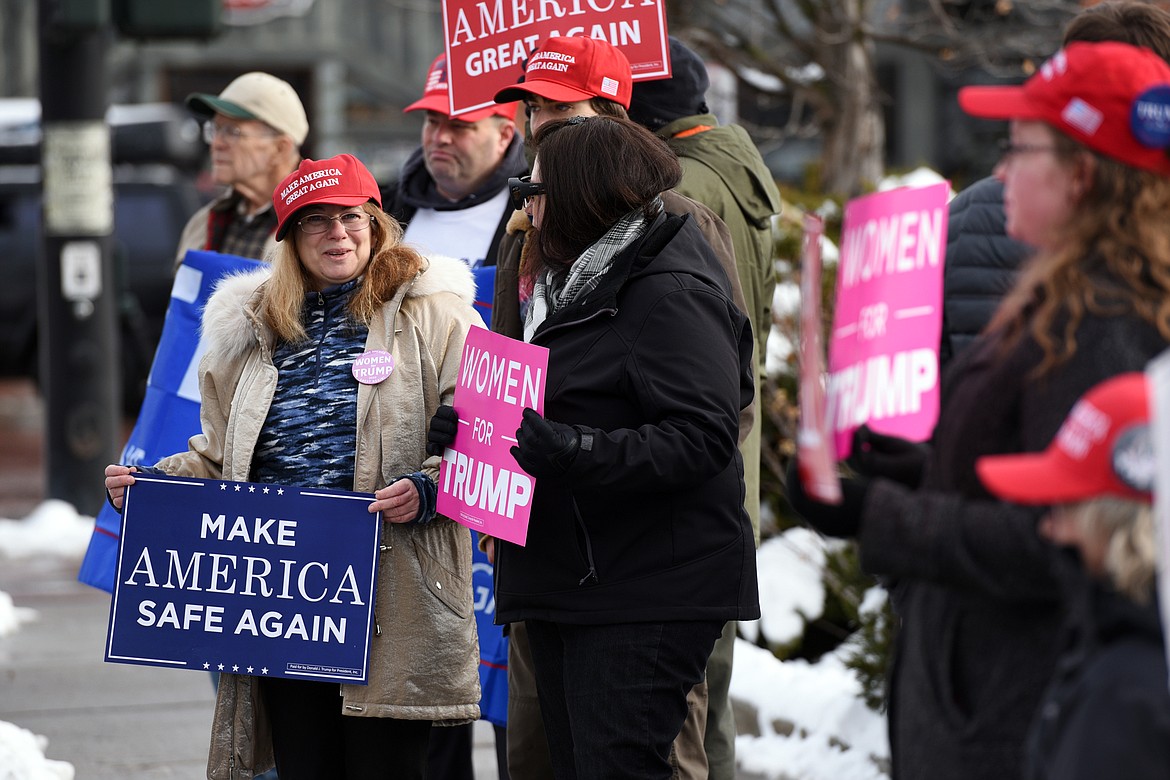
[200,253,477,360]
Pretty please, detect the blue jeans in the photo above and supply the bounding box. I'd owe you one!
[525,619,723,780]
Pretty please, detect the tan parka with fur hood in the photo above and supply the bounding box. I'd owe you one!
[154,253,483,780]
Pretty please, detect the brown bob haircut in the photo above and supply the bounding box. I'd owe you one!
[527,115,681,269]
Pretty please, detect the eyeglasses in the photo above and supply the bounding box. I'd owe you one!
[508,176,546,212]
[297,212,372,234]
[202,121,278,145]
[997,139,1059,160]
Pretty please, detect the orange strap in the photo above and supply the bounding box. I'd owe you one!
[672,125,714,139]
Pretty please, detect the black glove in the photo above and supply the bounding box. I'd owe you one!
[785,456,870,538]
[426,405,459,457]
[845,425,929,489]
[510,407,580,478]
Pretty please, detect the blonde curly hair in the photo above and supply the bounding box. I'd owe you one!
[1063,497,1156,602]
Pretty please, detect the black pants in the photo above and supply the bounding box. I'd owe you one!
[526,619,722,780]
[259,678,431,780]
[426,721,511,780]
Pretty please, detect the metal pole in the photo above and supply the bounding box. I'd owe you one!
[37,0,118,517]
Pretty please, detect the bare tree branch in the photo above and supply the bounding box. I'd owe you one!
[668,0,1077,195]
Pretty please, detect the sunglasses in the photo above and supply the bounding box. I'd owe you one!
[508,176,546,212]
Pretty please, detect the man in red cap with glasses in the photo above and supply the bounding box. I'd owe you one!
[388,53,526,324]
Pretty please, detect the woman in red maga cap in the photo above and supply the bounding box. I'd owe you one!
[788,42,1170,779]
[105,154,482,779]
[977,373,1170,780]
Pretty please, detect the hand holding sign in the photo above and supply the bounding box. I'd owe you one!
[436,327,549,545]
[369,478,420,524]
[785,457,871,538]
[104,463,139,511]
[511,407,581,479]
[427,405,460,456]
[845,425,930,489]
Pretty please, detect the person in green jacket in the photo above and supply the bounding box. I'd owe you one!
[628,36,783,780]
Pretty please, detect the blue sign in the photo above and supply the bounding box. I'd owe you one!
[472,265,495,326]
[472,543,508,726]
[105,474,382,685]
[79,250,267,593]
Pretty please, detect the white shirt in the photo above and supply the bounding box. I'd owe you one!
[402,188,510,268]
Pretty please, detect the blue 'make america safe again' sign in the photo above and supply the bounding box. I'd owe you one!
[105,474,381,684]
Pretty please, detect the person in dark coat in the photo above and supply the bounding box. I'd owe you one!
[939,176,1031,368]
[487,36,751,779]
[388,53,526,328]
[976,372,1170,780]
[495,115,759,779]
[788,42,1170,780]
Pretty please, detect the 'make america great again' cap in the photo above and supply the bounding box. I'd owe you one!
[960,41,1170,177]
[406,53,519,121]
[273,154,381,241]
[977,372,1153,505]
[494,35,632,109]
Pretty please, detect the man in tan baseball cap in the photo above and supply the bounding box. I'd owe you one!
[174,72,308,268]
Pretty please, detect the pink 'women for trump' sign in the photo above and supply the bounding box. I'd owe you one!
[436,326,549,545]
[827,181,950,459]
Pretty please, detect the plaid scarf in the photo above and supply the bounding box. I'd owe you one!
[523,202,656,342]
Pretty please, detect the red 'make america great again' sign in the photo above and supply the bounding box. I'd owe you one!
[442,0,670,117]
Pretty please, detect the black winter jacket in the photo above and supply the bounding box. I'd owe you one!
[1024,574,1170,780]
[860,299,1170,780]
[494,214,760,625]
[941,176,1032,367]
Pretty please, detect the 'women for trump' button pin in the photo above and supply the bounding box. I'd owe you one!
[352,351,395,384]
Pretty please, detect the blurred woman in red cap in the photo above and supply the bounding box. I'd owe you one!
[788,40,1170,780]
[976,372,1170,780]
[105,153,483,779]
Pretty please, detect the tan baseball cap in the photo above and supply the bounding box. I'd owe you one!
[186,72,309,146]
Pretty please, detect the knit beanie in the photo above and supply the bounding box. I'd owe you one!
[628,37,710,132]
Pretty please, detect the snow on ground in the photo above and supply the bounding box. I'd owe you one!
[0,501,90,779]
[735,529,889,778]
[0,721,73,780]
[0,500,93,560]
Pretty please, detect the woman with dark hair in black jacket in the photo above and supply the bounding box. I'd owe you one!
[469,115,759,779]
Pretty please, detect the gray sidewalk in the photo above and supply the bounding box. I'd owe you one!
[0,554,214,778]
[0,555,502,779]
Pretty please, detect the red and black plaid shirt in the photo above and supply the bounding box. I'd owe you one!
[205,193,278,260]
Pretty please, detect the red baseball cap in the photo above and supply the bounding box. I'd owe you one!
[494,36,633,109]
[404,53,519,121]
[976,372,1154,505]
[959,41,1170,177]
[273,154,381,241]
